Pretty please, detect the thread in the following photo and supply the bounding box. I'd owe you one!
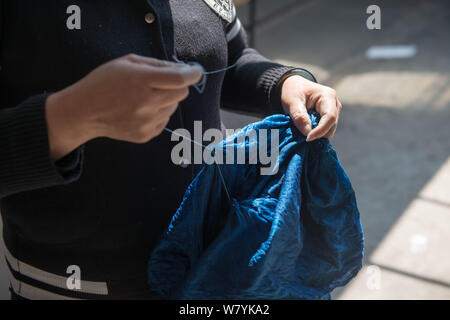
[172,55,238,94]
[164,127,233,205]
[163,56,240,204]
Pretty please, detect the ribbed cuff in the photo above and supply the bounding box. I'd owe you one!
[54,145,85,182]
[0,94,83,198]
[259,65,296,115]
[262,67,318,115]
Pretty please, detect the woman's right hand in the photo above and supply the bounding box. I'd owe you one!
[46,54,203,160]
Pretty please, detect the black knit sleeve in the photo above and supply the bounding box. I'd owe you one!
[221,8,316,116]
[0,93,83,198]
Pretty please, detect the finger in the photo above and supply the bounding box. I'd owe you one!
[288,101,312,137]
[323,98,342,139]
[140,104,178,130]
[158,104,179,119]
[143,64,203,89]
[125,54,204,82]
[152,87,190,107]
[154,118,171,136]
[306,97,338,142]
[336,97,343,112]
[336,97,342,122]
[125,54,178,68]
[323,123,337,139]
[124,54,203,89]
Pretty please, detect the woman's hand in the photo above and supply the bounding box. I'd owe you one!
[46,54,203,160]
[281,75,342,142]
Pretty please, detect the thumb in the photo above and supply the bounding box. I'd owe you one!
[288,101,312,137]
[125,54,178,68]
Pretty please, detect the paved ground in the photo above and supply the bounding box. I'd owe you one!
[1,0,449,299]
[224,0,450,299]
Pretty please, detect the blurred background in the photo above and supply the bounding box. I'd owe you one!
[222,0,450,299]
[1,0,449,300]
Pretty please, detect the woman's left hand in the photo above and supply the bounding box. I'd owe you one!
[281,75,342,142]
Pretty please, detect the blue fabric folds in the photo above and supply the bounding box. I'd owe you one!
[148,114,364,300]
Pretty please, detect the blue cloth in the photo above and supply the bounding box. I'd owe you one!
[148,114,364,300]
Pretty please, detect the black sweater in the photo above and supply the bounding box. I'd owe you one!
[0,0,314,299]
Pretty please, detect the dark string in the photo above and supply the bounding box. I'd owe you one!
[172,55,238,94]
[164,127,233,205]
[162,56,241,204]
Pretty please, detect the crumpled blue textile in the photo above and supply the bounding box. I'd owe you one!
[148,114,364,300]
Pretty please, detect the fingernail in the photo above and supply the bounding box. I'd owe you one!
[186,62,204,71]
[181,64,194,72]
[305,124,312,133]
[306,133,312,142]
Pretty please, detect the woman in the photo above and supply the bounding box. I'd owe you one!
[0,0,341,299]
